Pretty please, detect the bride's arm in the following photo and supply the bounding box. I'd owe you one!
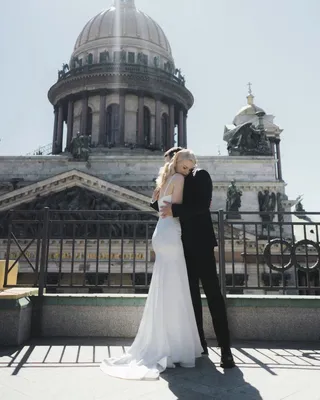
[171,174,184,204]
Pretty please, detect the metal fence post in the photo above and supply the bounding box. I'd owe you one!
[4,210,13,288]
[218,209,227,299]
[39,207,49,297]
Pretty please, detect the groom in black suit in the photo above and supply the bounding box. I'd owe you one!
[151,147,235,369]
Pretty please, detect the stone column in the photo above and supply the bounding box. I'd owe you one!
[269,138,276,157]
[169,104,175,148]
[99,92,107,145]
[66,99,74,151]
[56,104,64,154]
[119,91,125,145]
[52,106,59,154]
[81,92,88,135]
[183,112,188,147]
[155,98,161,148]
[268,138,276,179]
[178,109,184,147]
[137,95,144,146]
[275,139,283,181]
[150,115,156,146]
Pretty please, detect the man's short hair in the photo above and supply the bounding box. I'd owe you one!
[164,146,184,160]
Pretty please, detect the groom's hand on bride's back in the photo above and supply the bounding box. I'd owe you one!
[160,201,172,218]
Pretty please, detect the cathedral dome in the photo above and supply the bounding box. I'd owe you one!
[49,0,192,155]
[235,103,265,118]
[72,0,173,63]
[233,91,265,126]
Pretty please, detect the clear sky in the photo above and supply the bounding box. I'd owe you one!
[0,0,319,211]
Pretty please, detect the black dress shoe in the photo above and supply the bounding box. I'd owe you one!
[201,348,209,356]
[220,349,235,369]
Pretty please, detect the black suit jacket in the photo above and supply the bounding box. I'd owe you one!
[150,169,218,250]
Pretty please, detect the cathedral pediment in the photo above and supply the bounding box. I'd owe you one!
[0,170,258,243]
[0,170,152,212]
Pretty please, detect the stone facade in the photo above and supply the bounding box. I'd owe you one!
[0,1,300,295]
[0,154,288,217]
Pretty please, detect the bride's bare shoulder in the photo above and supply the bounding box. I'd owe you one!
[171,174,184,191]
[173,173,184,181]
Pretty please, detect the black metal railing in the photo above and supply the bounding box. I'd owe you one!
[2,209,320,296]
[57,63,186,87]
[217,211,320,296]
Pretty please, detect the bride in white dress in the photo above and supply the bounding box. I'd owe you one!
[100,149,202,380]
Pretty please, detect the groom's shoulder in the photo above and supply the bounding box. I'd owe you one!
[192,168,210,179]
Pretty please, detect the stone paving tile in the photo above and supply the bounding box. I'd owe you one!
[0,384,30,400]
[282,391,320,400]
[1,339,320,400]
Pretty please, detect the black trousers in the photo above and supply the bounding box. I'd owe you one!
[183,245,231,350]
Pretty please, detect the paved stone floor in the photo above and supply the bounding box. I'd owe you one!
[0,338,320,400]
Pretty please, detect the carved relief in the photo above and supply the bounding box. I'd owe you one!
[0,187,157,239]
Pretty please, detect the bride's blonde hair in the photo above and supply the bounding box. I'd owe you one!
[156,149,197,189]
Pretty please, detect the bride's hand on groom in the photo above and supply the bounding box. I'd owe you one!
[160,201,172,218]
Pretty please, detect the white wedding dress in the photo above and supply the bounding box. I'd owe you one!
[100,182,202,380]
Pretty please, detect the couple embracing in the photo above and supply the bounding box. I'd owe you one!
[101,147,235,380]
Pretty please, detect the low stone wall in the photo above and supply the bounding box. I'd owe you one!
[2,293,319,345]
[227,296,320,341]
[39,294,320,342]
[0,288,38,345]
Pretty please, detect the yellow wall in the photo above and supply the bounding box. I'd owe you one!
[0,261,18,289]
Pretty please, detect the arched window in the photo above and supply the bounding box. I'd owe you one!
[106,104,120,145]
[100,51,109,63]
[143,106,151,145]
[161,113,169,150]
[87,53,93,65]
